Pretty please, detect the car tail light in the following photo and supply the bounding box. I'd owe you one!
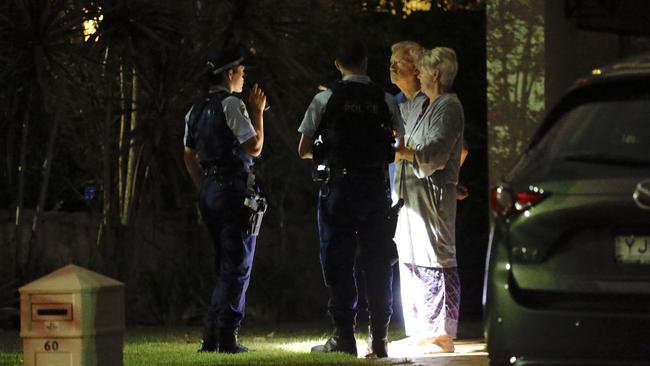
[490,186,546,216]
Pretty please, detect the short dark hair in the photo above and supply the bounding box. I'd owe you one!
[336,40,367,69]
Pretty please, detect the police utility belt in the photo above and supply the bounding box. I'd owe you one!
[203,163,267,237]
[312,165,386,183]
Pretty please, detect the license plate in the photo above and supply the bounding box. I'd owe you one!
[615,235,650,264]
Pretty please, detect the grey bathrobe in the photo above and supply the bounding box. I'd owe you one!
[393,93,465,268]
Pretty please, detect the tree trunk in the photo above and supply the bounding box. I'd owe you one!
[122,66,138,225]
[127,144,145,219]
[118,63,127,215]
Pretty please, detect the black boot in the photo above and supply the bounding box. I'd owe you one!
[365,325,388,358]
[218,328,249,353]
[198,325,218,353]
[311,328,357,357]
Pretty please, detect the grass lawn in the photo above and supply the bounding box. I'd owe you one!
[0,324,413,365]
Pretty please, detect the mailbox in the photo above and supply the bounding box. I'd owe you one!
[19,264,124,366]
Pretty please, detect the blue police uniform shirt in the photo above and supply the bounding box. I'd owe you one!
[298,74,405,138]
[184,85,257,170]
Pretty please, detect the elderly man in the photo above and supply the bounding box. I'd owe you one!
[392,46,465,354]
[390,41,425,105]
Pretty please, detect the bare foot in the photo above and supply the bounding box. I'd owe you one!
[433,335,455,353]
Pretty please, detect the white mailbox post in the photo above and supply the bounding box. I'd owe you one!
[19,264,124,366]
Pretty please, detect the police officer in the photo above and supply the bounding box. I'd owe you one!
[298,40,405,358]
[183,46,266,354]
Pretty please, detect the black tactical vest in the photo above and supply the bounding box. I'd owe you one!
[313,81,394,171]
[187,90,245,172]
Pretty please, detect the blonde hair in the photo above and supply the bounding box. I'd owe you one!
[416,47,458,91]
[391,41,424,63]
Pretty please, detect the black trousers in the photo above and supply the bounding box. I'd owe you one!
[317,174,395,334]
[199,174,256,329]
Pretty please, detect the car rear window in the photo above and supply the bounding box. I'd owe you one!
[536,97,650,164]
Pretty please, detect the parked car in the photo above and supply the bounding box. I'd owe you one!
[484,54,650,365]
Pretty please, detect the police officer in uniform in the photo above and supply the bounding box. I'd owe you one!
[183,46,266,354]
[298,40,405,358]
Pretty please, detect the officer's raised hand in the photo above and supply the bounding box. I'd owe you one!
[241,83,266,157]
[248,84,267,116]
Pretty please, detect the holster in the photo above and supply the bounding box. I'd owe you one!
[243,173,267,236]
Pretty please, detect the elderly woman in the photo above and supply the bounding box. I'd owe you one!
[393,47,464,353]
